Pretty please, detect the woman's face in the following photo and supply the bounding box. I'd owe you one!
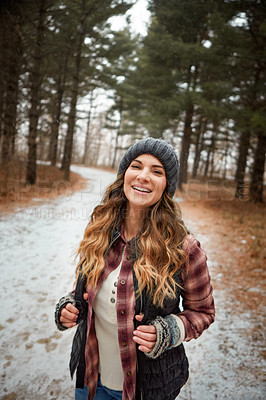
[123,154,167,211]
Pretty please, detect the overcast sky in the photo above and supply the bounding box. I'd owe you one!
[109,0,151,36]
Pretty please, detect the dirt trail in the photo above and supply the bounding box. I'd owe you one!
[0,166,265,400]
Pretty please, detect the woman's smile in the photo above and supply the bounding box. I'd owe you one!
[132,185,152,194]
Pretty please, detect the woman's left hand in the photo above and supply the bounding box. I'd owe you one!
[133,314,157,353]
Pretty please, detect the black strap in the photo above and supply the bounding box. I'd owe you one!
[75,317,87,388]
[69,271,88,389]
[75,272,86,312]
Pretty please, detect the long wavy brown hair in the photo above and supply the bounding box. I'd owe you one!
[76,174,187,307]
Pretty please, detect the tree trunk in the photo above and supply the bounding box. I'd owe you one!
[192,117,207,178]
[61,0,87,180]
[112,98,123,169]
[178,64,198,190]
[1,66,19,165]
[210,148,215,178]
[0,11,7,144]
[49,88,64,166]
[26,0,46,184]
[82,90,94,164]
[178,101,194,189]
[191,117,202,179]
[10,23,22,155]
[204,132,215,178]
[0,7,21,164]
[235,130,251,199]
[223,130,229,180]
[249,131,266,202]
[210,124,217,178]
[49,109,60,166]
[204,147,210,178]
[49,49,69,166]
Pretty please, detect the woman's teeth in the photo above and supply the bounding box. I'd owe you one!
[132,186,151,193]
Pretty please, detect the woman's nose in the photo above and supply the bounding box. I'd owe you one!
[137,168,150,181]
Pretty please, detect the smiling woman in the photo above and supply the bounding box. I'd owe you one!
[55,137,215,400]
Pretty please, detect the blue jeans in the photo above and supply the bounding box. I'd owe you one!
[94,377,123,400]
[75,385,88,400]
[75,377,122,400]
[75,386,89,400]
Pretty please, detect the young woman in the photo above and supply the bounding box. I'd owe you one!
[55,138,215,400]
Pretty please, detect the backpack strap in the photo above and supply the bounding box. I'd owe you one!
[69,271,88,389]
[74,272,87,323]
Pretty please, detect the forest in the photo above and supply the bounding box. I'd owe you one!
[0,0,265,202]
[0,2,265,398]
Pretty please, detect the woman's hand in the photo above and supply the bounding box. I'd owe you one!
[133,314,157,353]
[60,293,88,328]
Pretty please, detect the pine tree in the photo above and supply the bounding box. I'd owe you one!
[60,0,134,180]
[0,0,24,165]
[26,0,50,184]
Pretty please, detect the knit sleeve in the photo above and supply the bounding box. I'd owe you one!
[144,313,185,359]
[178,234,215,341]
[54,293,76,331]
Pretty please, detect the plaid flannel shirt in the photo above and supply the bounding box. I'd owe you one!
[78,231,215,400]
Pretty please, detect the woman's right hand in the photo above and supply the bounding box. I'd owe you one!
[60,293,88,328]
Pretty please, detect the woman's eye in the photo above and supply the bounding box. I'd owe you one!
[154,170,163,175]
[131,164,140,169]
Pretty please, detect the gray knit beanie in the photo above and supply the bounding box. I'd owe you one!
[118,137,179,197]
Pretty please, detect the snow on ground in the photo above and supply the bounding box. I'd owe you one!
[0,166,265,400]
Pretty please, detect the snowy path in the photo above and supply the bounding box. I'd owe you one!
[0,166,265,400]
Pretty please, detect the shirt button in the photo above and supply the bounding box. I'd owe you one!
[127,371,131,376]
[110,298,115,303]
[121,280,126,285]
[120,309,125,315]
[122,341,127,347]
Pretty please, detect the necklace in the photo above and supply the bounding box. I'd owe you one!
[123,223,139,242]
[124,228,138,242]
[124,233,131,242]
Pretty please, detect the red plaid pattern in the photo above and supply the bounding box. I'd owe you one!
[80,232,214,400]
[179,235,215,340]
[83,233,136,400]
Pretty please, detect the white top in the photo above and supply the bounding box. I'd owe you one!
[93,259,124,390]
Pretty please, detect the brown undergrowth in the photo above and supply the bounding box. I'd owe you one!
[0,159,87,215]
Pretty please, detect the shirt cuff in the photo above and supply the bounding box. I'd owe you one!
[170,315,185,346]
